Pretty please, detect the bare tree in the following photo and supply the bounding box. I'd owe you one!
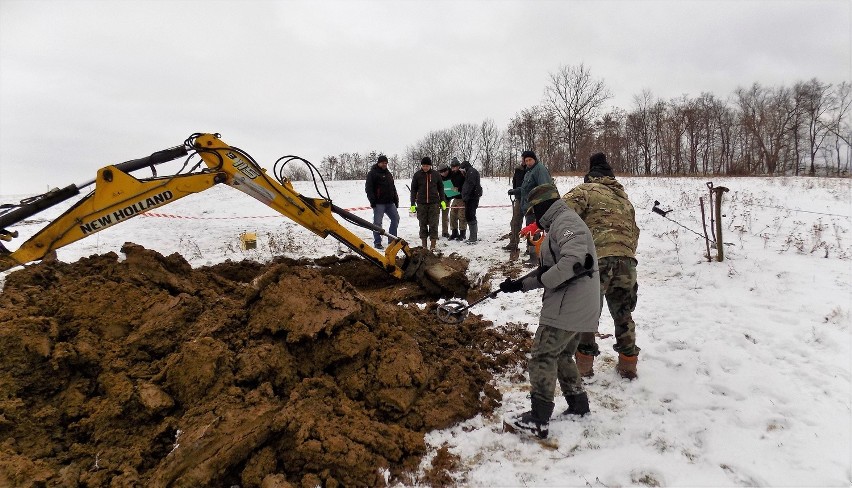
[543,64,612,169]
[827,82,852,174]
[736,83,795,175]
[629,89,656,175]
[478,119,504,176]
[796,78,835,175]
[451,123,479,164]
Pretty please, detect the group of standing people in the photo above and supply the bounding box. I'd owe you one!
[367,154,481,251]
[366,150,642,441]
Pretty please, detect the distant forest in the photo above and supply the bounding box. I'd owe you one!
[299,64,850,180]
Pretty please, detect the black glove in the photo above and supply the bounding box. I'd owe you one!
[371,204,376,209]
[499,278,524,293]
[572,254,594,274]
[536,265,551,284]
[508,188,521,196]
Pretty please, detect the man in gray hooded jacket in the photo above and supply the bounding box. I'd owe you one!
[500,183,600,439]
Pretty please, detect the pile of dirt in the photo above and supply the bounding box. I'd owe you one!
[0,243,530,487]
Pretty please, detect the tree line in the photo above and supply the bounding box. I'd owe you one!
[301,63,850,181]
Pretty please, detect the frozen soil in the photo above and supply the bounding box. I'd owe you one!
[0,243,530,487]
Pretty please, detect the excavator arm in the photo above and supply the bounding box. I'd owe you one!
[0,133,458,292]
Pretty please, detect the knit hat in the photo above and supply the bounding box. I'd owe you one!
[526,183,560,211]
[438,163,449,172]
[377,155,388,163]
[420,157,432,166]
[587,152,614,178]
[450,157,460,167]
[521,150,537,161]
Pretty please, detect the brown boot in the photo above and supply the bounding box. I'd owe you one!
[421,238,428,248]
[575,351,595,377]
[430,239,437,251]
[616,353,638,380]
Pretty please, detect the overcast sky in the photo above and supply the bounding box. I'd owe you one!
[1,0,849,195]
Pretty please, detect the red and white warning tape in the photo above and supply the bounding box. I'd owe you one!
[140,204,510,220]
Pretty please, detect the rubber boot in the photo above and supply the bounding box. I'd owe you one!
[575,351,595,378]
[421,238,427,248]
[562,392,590,417]
[505,397,554,439]
[616,353,638,380]
[449,230,459,240]
[430,238,437,251]
[466,222,478,243]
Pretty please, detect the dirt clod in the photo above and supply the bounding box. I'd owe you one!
[0,244,529,487]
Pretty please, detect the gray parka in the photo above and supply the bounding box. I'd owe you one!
[520,199,601,332]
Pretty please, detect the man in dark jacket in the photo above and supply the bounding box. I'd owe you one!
[438,163,454,238]
[410,157,446,250]
[459,160,482,243]
[448,158,467,240]
[500,183,600,439]
[563,152,641,379]
[503,161,526,251]
[364,155,399,249]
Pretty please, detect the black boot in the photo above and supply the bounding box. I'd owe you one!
[505,397,555,439]
[459,230,466,240]
[562,392,590,417]
[449,230,459,240]
[466,222,478,243]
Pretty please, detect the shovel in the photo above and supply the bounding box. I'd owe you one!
[436,268,538,324]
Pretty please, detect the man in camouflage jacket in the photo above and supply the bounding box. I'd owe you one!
[562,152,641,379]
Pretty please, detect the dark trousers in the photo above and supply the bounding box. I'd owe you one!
[464,197,479,224]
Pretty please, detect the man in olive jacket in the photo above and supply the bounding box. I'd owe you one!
[562,152,641,379]
[409,157,446,250]
[500,183,600,440]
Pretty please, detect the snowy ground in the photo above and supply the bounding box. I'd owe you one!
[2,174,850,487]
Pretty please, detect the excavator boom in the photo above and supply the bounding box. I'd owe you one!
[0,133,467,296]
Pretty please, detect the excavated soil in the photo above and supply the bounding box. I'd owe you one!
[0,243,531,487]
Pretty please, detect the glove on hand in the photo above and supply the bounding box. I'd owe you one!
[519,221,540,237]
[409,205,417,213]
[499,278,524,293]
[370,204,376,209]
[572,254,595,274]
[440,201,447,210]
[536,265,551,284]
[507,188,521,196]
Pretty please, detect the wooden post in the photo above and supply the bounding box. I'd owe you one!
[711,186,729,261]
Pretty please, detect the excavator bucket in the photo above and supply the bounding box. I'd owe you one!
[402,248,470,299]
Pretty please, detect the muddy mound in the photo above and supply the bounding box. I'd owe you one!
[0,243,530,487]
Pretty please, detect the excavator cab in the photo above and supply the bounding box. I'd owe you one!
[0,133,468,297]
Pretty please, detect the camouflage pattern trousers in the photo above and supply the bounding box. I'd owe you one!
[578,256,639,356]
[416,202,440,239]
[529,325,584,404]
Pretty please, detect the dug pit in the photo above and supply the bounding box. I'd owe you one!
[0,243,530,487]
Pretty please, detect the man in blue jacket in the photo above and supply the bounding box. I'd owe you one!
[509,150,552,263]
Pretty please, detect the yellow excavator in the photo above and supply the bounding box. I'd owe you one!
[0,133,466,295]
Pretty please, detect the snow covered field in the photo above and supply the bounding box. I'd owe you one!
[2,174,850,487]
